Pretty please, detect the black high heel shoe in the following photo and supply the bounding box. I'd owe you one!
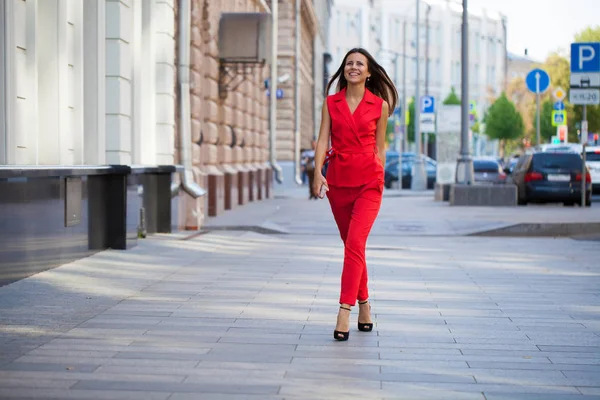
[333,306,351,341]
[357,300,373,332]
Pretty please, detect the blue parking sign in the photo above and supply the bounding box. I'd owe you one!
[571,43,600,73]
[420,96,435,113]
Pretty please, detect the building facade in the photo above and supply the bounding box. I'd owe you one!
[328,0,507,121]
[274,0,332,186]
[0,0,331,283]
[507,51,538,81]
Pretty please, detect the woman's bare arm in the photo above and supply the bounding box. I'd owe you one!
[314,101,331,176]
[376,101,390,165]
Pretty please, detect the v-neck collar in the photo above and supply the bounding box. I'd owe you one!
[343,87,366,117]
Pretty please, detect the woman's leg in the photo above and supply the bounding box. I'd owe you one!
[339,182,382,306]
[326,185,357,337]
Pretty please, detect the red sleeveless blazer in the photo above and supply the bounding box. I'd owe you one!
[326,88,384,187]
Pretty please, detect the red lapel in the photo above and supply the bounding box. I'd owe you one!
[333,88,357,134]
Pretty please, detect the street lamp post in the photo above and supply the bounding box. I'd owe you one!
[412,0,427,190]
[455,0,474,185]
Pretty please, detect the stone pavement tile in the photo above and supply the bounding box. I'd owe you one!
[217,335,301,345]
[25,349,118,358]
[297,334,381,347]
[548,357,600,365]
[0,362,99,372]
[291,357,469,370]
[277,378,381,398]
[169,395,284,400]
[0,369,186,382]
[11,356,199,368]
[379,353,551,363]
[538,345,600,353]
[579,387,600,395]
[466,361,600,371]
[382,382,581,395]
[126,338,219,349]
[84,315,164,325]
[102,310,174,317]
[112,351,206,361]
[0,377,77,388]
[285,370,476,384]
[460,349,545,357]
[72,380,280,395]
[46,338,134,347]
[562,370,600,386]
[484,394,600,400]
[378,336,457,345]
[154,317,237,327]
[0,388,170,400]
[98,365,285,379]
[439,309,506,317]
[470,369,570,385]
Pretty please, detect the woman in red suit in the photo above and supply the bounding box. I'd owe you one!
[312,48,398,341]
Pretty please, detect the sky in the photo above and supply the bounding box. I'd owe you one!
[468,0,600,62]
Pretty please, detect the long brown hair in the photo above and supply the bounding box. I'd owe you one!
[326,48,398,116]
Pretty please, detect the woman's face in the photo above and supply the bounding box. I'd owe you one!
[343,52,370,85]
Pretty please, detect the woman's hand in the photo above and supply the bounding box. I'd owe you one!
[313,171,329,199]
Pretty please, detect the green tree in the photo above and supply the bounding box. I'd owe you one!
[484,92,524,156]
[533,99,555,143]
[539,52,578,141]
[575,25,600,42]
[407,97,415,143]
[443,87,461,105]
[573,26,600,136]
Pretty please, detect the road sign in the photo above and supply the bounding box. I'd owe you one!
[553,101,565,111]
[552,110,567,127]
[569,88,600,105]
[469,100,476,114]
[526,68,550,94]
[571,43,600,73]
[553,87,566,101]
[558,125,568,143]
[570,43,600,105]
[420,96,435,113]
[420,113,435,133]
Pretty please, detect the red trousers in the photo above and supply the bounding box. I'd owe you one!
[326,180,383,306]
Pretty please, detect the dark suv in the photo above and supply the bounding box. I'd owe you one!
[511,152,592,206]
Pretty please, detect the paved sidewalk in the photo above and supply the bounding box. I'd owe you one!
[205,186,600,237]
[0,191,599,399]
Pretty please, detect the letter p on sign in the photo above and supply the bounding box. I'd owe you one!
[580,45,596,69]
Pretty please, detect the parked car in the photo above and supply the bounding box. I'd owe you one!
[511,152,592,206]
[473,158,507,184]
[385,157,436,189]
[586,146,600,194]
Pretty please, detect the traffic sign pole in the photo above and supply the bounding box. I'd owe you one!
[582,105,587,207]
[536,73,541,146]
[526,68,550,147]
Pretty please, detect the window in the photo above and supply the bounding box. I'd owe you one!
[475,33,480,53]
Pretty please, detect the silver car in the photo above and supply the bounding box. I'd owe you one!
[473,159,507,184]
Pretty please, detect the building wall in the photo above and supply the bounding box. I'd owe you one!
[273,0,322,188]
[1,0,175,167]
[275,0,296,162]
[329,0,507,117]
[174,0,271,227]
